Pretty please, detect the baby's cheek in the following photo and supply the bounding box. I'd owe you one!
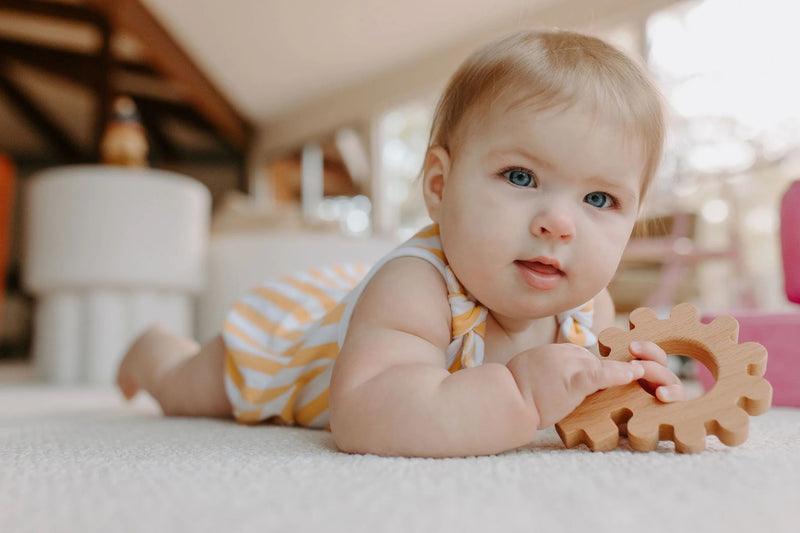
[602,226,632,260]
[587,236,626,285]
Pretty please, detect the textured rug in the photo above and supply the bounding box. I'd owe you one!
[1,373,798,533]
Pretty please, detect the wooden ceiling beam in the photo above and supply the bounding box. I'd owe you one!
[128,94,211,132]
[0,37,99,82]
[0,39,219,143]
[0,0,247,167]
[0,0,105,26]
[0,37,161,89]
[0,64,84,161]
[86,0,251,151]
[91,14,112,160]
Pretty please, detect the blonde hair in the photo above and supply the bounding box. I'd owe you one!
[428,29,665,197]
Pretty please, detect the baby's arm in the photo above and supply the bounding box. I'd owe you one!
[329,258,645,457]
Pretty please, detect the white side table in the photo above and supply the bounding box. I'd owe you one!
[22,165,210,384]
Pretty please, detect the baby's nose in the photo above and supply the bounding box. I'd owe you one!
[531,208,575,242]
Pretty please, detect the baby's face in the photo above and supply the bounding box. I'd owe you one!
[432,101,644,321]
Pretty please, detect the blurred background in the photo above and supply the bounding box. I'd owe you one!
[1,0,799,371]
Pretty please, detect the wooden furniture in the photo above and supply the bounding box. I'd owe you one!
[620,210,755,311]
[556,303,772,453]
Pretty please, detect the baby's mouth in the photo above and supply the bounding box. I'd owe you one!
[514,258,564,276]
[517,260,564,275]
[514,260,565,290]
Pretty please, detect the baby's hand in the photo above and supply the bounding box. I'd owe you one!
[507,344,646,429]
[627,341,686,403]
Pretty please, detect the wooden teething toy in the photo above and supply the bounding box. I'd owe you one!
[556,303,772,453]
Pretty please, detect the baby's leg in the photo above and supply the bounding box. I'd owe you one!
[117,325,232,417]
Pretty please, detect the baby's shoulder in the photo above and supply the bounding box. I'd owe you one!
[348,256,452,345]
[361,255,449,310]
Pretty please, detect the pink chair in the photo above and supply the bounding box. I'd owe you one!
[698,180,800,406]
[781,181,800,304]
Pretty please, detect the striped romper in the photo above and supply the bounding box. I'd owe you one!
[222,224,596,428]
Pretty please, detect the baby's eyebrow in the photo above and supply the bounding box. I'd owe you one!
[488,148,554,171]
[587,176,623,190]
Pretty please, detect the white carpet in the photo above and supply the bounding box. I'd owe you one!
[1,369,799,533]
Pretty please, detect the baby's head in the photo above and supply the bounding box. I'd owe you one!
[421,30,666,319]
[428,29,664,198]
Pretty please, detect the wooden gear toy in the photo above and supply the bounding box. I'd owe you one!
[555,303,773,453]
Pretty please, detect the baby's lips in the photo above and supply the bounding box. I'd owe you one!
[516,258,564,275]
[514,260,565,290]
[527,262,562,275]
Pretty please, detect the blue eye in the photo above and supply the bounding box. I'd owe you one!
[584,192,614,208]
[502,169,536,188]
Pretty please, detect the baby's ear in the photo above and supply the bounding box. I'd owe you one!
[422,146,450,222]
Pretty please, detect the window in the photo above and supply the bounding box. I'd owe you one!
[645,0,800,310]
[375,98,436,239]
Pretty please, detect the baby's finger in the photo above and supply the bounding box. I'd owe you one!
[655,383,687,403]
[572,361,644,396]
[631,360,686,402]
[631,360,681,388]
[628,341,668,366]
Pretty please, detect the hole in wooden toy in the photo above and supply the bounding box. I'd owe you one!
[688,356,716,399]
[612,408,633,437]
[637,340,717,400]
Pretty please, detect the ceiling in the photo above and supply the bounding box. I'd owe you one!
[141,0,555,122]
[0,0,682,175]
[143,0,682,155]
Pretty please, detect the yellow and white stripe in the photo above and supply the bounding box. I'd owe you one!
[222,224,596,428]
[556,300,596,346]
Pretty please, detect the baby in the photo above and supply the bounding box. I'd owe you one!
[118,29,685,458]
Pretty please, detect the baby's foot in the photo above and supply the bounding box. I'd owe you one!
[116,325,196,400]
[116,361,140,401]
[117,325,163,400]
